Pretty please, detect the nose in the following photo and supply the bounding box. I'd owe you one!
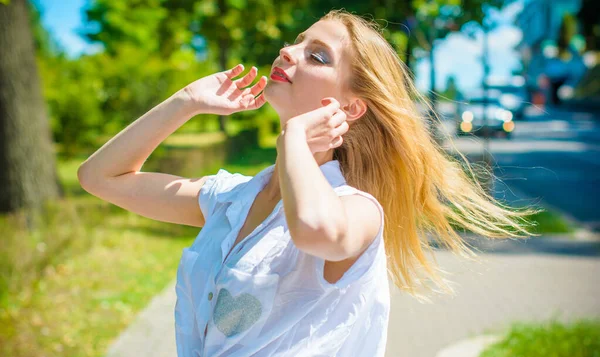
[279,46,296,64]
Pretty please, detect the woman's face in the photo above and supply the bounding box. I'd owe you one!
[264,20,352,123]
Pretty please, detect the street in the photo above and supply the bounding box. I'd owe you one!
[441,105,600,232]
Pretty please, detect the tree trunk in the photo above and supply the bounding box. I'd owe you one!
[0,0,61,227]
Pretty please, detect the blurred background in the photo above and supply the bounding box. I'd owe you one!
[0,0,599,356]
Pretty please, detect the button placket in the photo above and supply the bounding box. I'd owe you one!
[226,199,285,268]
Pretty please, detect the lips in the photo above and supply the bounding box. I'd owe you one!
[272,67,292,83]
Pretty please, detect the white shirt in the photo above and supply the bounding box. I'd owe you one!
[174,159,390,356]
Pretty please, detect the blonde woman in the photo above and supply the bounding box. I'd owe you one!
[78,9,531,357]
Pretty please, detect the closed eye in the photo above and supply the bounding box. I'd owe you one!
[282,41,329,65]
[311,53,327,64]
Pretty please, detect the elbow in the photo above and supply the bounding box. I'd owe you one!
[77,164,98,191]
[77,164,88,188]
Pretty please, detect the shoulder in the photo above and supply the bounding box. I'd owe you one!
[201,168,253,197]
[336,185,384,258]
[340,190,383,237]
[335,185,384,223]
[198,168,254,222]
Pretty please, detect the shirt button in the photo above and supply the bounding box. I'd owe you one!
[208,292,213,301]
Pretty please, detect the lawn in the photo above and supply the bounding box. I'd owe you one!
[0,142,276,357]
[480,317,600,357]
[0,132,578,356]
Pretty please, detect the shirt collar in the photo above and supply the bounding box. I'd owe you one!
[215,159,347,204]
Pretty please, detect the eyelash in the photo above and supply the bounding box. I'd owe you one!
[282,41,327,64]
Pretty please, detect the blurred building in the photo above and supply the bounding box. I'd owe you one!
[515,0,593,107]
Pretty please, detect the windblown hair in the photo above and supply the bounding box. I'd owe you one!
[322,9,535,303]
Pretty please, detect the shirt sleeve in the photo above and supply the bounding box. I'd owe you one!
[198,169,252,224]
[313,186,385,290]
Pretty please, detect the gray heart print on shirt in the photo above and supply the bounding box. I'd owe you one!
[213,288,262,337]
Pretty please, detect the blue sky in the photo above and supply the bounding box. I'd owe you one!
[36,0,524,93]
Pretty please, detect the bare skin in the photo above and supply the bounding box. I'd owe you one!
[78,19,380,285]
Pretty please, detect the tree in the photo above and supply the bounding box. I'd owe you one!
[577,0,600,52]
[296,0,501,97]
[183,0,312,133]
[82,0,312,135]
[442,75,459,100]
[0,0,61,226]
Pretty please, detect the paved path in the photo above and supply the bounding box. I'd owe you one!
[105,236,600,357]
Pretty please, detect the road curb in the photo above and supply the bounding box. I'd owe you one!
[493,184,600,240]
[434,334,504,357]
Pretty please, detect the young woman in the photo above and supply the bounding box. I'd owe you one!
[78,9,532,357]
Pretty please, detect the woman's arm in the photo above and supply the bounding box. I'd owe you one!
[76,65,267,227]
[276,101,381,263]
[78,92,194,184]
[78,64,265,185]
[276,124,350,260]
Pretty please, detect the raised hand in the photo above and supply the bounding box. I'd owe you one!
[182,64,268,116]
[282,97,349,154]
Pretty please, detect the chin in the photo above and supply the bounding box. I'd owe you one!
[263,85,287,116]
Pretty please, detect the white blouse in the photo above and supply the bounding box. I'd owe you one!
[174,159,390,356]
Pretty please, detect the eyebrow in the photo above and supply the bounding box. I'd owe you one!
[294,32,336,60]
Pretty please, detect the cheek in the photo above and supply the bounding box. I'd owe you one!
[293,72,340,108]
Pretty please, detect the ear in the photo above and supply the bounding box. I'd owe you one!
[342,97,367,122]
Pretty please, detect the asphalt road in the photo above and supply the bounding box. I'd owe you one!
[442,105,600,232]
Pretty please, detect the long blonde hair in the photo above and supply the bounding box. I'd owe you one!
[322,9,535,303]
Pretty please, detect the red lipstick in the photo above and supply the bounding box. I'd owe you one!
[271,67,291,83]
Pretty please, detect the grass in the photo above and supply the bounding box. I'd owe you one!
[480,317,600,357]
[0,143,275,357]
[0,131,582,356]
[526,209,576,235]
[448,205,577,239]
[0,192,201,356]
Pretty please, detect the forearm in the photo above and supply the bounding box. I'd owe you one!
[78,90,195,181]
[277,125,346,245]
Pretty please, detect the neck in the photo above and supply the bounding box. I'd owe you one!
[264,149,335,201]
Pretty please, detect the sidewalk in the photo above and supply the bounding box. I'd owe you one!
[105,235,600,357]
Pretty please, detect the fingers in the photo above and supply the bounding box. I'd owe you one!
[248,76,268,96]
[234,66,258,89]
[321,97,340,115]
[330,118,349,138]
[329,135,344,148]
[330,109,347,128]
[245,92,268,110]
[224,64,245,79]
[329,104,348,147]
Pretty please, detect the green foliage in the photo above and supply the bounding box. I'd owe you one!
[439,75,460,100]
[577,0,600,52]
[32,0,511,156]
[39,55,104,157]
[83,0,169,55]
[29,0,62,56]
[480,318,600,357]
[0,146,271,356]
